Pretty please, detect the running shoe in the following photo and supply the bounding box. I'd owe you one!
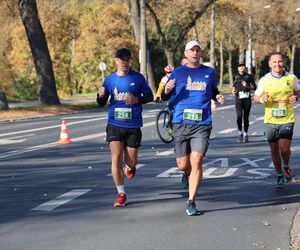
[243,134,249,143]
[113,193,127,207]
[283,165,293,181]
[125,166,136,180]
[186,200,201,216]
[275,173,285,189]
[237,134,243,143]
[181,171,189,189]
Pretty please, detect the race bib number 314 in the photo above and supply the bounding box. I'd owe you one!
[114,108,132,120]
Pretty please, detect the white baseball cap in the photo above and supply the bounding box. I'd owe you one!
[185,40,201,51]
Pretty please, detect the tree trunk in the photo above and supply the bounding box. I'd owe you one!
[18,0,60,105]
[228,36,233,87]
[219,40,223,89]
[209,0,215,67]
[128,0,140,46]
[0,92,9,110]
[146,51,156,94]
[290,43,295,74]
[239,44,245,64]
[164,48,175,66]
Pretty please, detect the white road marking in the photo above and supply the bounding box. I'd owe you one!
[0,121,156,160]
[31,189,91,211]
[0,116,107,138]
[232,158,266,168]
[156,149,174,156]
[216,105,235,111]
[203,167,238,179]
[0,134,35,145]
[157,167,238,179]
[218,128,236,134]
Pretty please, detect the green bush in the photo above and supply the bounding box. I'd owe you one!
[12,77,38,101]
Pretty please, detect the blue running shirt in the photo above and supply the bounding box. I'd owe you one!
[168,65,217,125]
[99,69,153,128]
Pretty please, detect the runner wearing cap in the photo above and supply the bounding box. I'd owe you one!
[161,40,224,216]
[232,63,256,142]
[97,47,153,207]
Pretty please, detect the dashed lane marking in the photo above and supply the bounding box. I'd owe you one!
[31,189,91,211]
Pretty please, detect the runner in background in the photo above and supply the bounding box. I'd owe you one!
[232,63,256,142]
[155,65,174,103]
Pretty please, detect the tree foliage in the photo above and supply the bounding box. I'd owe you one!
[0,0,299,101]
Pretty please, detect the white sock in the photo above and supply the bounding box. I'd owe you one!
[116,185,125,194]
[244,132,248,136]
[238,131,243,135]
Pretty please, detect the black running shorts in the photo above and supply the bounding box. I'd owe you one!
[106,124,142,148]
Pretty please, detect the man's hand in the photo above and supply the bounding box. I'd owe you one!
[216,94,224,105]
[125,92,139,105]
[211,100,217,111]
[98,86,105,98]
[262,92,269,103]
[164,79,175,94]
[289,94,297,104]
[232,87,237,95]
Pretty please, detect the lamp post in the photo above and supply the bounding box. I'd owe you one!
[99,62,106,83]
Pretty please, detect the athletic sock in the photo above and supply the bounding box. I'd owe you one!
[116,185,125,194]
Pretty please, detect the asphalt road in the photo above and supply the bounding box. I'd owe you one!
[1,96,300,250]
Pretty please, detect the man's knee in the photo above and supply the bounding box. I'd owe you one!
[176,157,190,171]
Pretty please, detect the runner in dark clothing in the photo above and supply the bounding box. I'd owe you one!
[232,63,256,142]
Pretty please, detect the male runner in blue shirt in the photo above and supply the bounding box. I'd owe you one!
[97,48,153,207]
[162,40,224,215]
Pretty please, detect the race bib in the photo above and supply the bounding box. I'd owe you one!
[114,108,132,120]
[238,91,250,99]
[271,107,287,118]
[183,109,202,122]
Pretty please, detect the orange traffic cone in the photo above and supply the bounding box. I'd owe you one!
[59,120,72,144]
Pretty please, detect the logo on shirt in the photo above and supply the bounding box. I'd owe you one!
[114,87,129,101]
[130,82,135,86]
[185,76,207,91]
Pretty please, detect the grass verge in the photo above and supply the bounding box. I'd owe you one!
[0,103,99,122]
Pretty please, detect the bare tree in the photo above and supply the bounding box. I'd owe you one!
[18,0,60,105]
[146,0,215,66]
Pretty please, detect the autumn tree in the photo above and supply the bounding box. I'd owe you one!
[18,0,60,104]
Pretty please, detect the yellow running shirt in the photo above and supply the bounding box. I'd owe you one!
[255,72,300,124]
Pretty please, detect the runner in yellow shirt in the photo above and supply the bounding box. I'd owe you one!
[155,65,174,103]
[254,52,300,189]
